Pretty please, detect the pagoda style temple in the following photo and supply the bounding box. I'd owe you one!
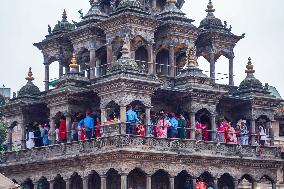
[1,0,284,189]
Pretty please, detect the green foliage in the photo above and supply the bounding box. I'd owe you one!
[0,121,7,144]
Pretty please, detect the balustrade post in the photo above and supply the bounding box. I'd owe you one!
[83,176,88,189]
[49,180,54,189]
[120,173,127,189]
[169,175,175,189]
[145,107,151,137]
[66,113,72,143]
[100,175,107,189]
[146,174,151,189]
[7,126,13,151]
[120,106,127,135]
[190,112,196,140]
[272,181,276,189]
[65,178,71,189]
[210,114,216,141]
[250,119,256,146]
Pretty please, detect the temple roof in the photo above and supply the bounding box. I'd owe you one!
[18,68,41,98]
[112,0,149,16]
[52,10,75,35]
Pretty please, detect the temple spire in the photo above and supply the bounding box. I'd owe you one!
[62,9,67,21]
[245,57,255,75]
[25,67,34,81]
[69,54,79,69]
[206,0,215,13]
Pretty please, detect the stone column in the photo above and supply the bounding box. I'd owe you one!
[169,176,175,189]
[83,176,88,189]
[169,45,175,77]
[65,66,70,74]
[100,175,107,189]
[250,119,256,146]
[66,113,72,143]
[252,181,257,189]
[268,121,274,146]
[120,173,127,189]
[210,114,216,141]
[65,178,70,189]
[234,179,239,189]
[7,126,13,151]
[21,121,27,150]
[49,180,54,189]
[146,174,151,189]
[147,43,154,74]
[229,58,234,86]
[107,43,113,64]
[190,112,196,140]
[90,48,97,80]
[101,108,107,124]
[152,0,156,9]
[120,106,127,135]
[145,107,151,137]
[49,117,56,144]
[34,183,38,189]
[209,52,215,82]
[153,52,157,75]
[59,63,64,77]
[192,177,196,189]
[44,63,49,91]
[272,182,276,189]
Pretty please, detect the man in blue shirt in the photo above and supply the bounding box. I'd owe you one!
[126,105,138,134]
[168,113,178,138]
[78,111,95,140]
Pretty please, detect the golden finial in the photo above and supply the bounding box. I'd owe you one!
[25,67,34,81]
[206,0,215,13]
[62,9,67,20]
[69,54,79,68]
[245,57,255,74]
[186,47,197,66]
[167,0,177,3]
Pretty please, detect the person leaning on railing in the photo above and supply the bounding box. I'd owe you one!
[126,105,138,135]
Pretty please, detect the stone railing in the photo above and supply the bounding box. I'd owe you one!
[0,135,281,166]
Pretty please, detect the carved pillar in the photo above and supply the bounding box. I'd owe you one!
[101,108,107,124]
[120,173,127,189]
[234,179,239,189]
[169,45,175,77]
[210,114,216,141]
[7,126,13,151]
[59,63,64,78]
[146,174,151,189]
[229,57,234,86]
[153,51,157,75]
[107,43,113,64]
[49,180,54,189]
[147,43,154,74]
[250,119,256,145]
[272,182,276,189]
[34,183,38,189]
[209,52,215,82]
[44,63,50,91]
[49,117,56,144]
[83,176,88,189]
[192,178,196,189]
[169,176,175,189]
[100,175,107,189]
[20,121,26,150]
[66,113,72,143]
[120,106,127,135]
[268,121,274,146]
[252,181,257,189]
[65,178,71,189]
[190,112,196,140]
[145,107,151,137]
[90,48,97,80]
[152,0,156,9]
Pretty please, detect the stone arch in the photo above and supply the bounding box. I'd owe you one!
[36,176,50,189]
[22,178,34,189]
[175,170,193,189]
[239,174,254,188]
[196,108,211,141]
[217,173,235,189]
[151,169,170,189]
[106,168,121,189]
[53,174,66,189]
[70,172,83,189]
[175,45,187,73]
[127,168,147,189]
[156,48,169,76]
[258,175,275,189]
[135,46,148,70]
[198,171,215,189]
[77,48,90,75]
[88,170,101,189]
[131,35,148,51]
[105,100,120,120]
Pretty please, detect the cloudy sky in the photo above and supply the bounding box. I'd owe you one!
[0,0,283,97]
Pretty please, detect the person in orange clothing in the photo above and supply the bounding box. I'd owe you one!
[58,116,67,143]
[196,179,207,189]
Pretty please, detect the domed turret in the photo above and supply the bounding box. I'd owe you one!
[52,10,75,35]
[18,68,41,98]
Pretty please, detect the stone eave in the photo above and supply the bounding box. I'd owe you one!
[198,29,244,44]
[33,33,70,50]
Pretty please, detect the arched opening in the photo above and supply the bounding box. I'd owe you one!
[22,178,34,189]
[77,48,90,77]
[198,172,215,189]
[53,174,66,189]
[196,56,210,77]
[127,100,146,136]
[49,61,60,89]
[106,168,121,189]
[215,55,229,85]
[127,168,146,189]
[135,46,148,71]
[37,177,50,189]
[256,115,270,146]
[175,170,193,189]
[176,48,187,75]
[156,49,169,76]
[239,174,254,189]
[54,111,66,143]
[195,109,211,141]
[96,47,107,76]
[105,101,120,122]
[88,171,101,189]
[217,173,234,189]
[258,175,274,189]
[151,169,170,189]
[70,172,83,189]
[156,0,166,11]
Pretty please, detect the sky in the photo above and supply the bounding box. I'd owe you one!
[0,0,283,97]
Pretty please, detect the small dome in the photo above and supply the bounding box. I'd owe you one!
[18,67,41,98]
[52,10,75,34]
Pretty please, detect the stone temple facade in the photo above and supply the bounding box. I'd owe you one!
[1,0,284,189]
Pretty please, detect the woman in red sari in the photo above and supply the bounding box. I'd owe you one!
[58,116,67,143]
[202,123,210,141]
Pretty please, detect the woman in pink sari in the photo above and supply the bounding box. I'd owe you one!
[156,111,171,138]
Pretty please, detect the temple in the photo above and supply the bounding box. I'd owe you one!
[1,0,284,189]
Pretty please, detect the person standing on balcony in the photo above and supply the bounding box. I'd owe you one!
[78,111,95,140]
[71,117,79,142]
[126,105,138,135]
[240,120,249,145]
[59,116,67,143]
[259,124,267,146]
[178,113,187,139]
[156,111,171,138]
[168,113,178,138]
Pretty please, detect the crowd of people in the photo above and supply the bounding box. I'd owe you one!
[25,106,269,149]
